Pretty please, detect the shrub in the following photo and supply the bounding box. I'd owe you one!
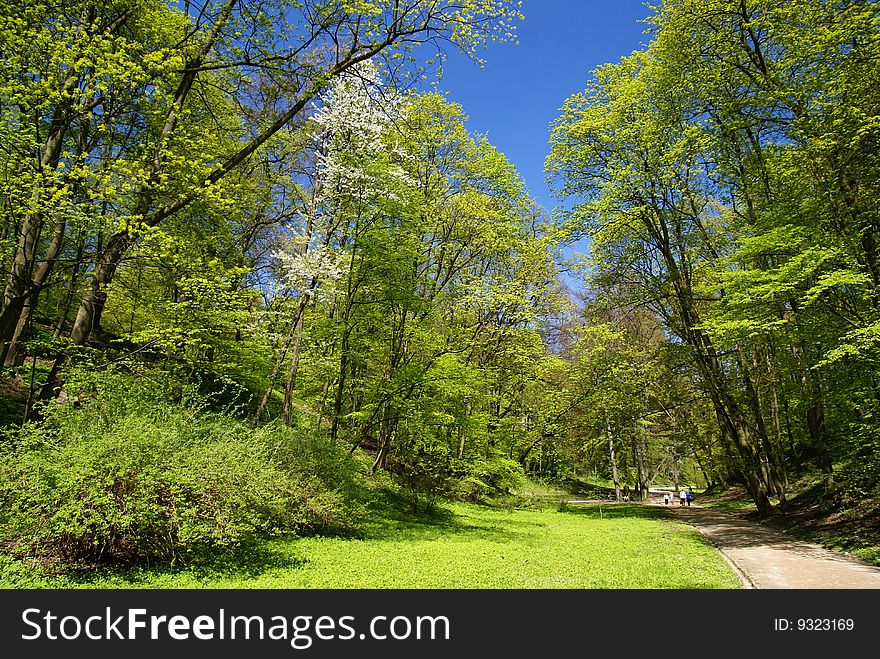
[453,457,526,502]
[0,373,361,565]
[387,440,454,514]
[253,421,363,508]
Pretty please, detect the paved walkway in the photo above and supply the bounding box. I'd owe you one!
[664,503,880,589]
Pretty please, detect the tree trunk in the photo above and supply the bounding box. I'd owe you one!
[252,303,301,425]
[370,403,394,475]
[458,402,472,460]
[70,233,132,344]
[605,409,621,501]
[329,340,350,443]
[806,398,834,488]
[630,433,649,502]
[737,346,786,509]
[281,297,309,426]
[671,442,680,494]
[54,237,86,338]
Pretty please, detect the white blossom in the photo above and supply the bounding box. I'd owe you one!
[310,61,417,205]
[273,232,349,303]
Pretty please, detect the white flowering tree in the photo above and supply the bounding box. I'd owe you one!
[256,61,409,424]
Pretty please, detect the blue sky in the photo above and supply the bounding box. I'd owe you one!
[435,1,654,213]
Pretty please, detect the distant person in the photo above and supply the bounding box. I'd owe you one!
[663,493,669,505]
[679,490,686,506]
[686,490,692,506]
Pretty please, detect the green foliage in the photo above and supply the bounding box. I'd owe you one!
[388,439,454,514]
[0,373,361,565]
[0,501,741,588]
[546,0,880,514]
[453,456,525,502]
[5,0,878,584]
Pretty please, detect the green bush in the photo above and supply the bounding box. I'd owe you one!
[0,372,361,565]
[387,440,454,514]
[453,457,526,502]
[253,421,363,507]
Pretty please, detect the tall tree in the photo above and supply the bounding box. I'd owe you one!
[0,0,524,357]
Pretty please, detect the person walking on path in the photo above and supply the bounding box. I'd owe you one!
[679,490,686,506]
[686,490,692,506]
[663,493,669,505]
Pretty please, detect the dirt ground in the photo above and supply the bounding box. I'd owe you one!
[660,500,880,588]
[567,490,880,588]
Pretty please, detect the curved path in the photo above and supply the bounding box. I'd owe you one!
[664,503,880,589]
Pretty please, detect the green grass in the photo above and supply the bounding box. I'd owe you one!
[849,546,880,565]
[1,500,741,589]
[513,479,567,499]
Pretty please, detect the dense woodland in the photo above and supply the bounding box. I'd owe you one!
[1,0,878,566]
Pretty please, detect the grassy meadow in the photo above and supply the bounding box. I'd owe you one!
[1,499,740,589]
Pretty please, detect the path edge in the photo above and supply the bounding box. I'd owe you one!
[681,519,756,589]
